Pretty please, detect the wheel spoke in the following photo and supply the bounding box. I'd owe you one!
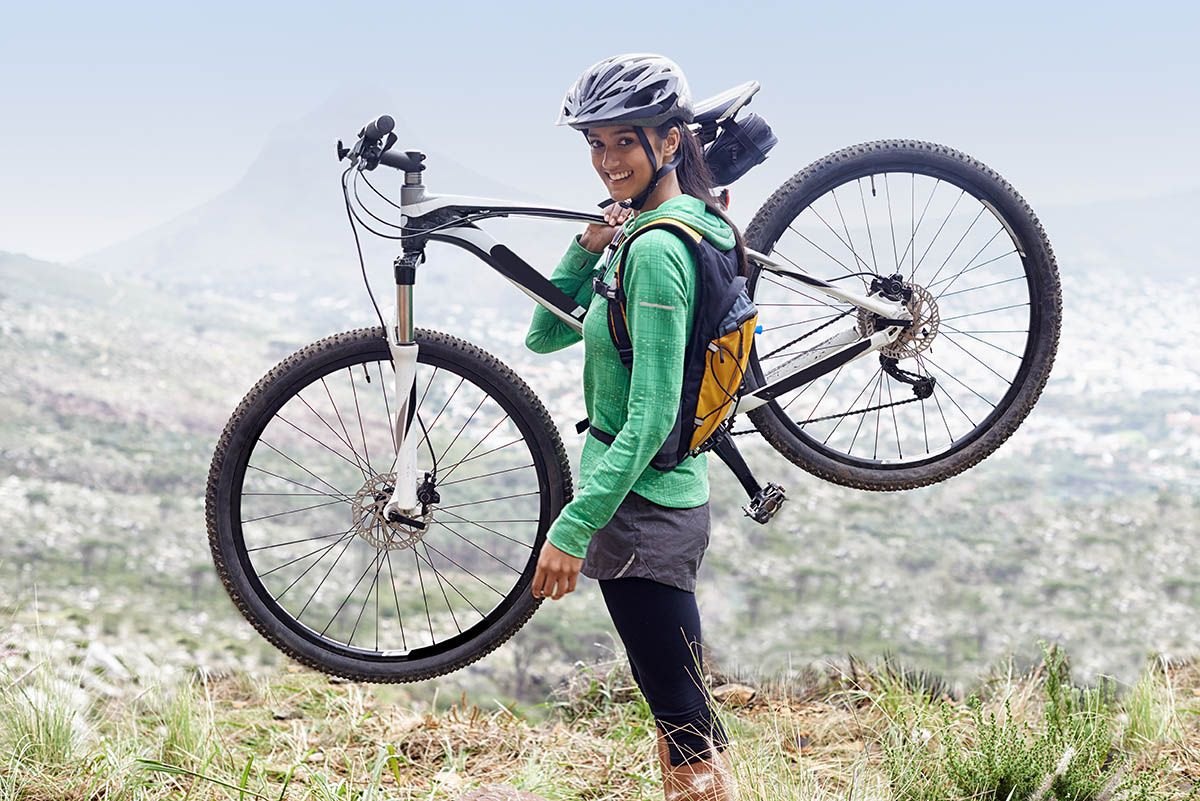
[433,518,524,574]
[923,206,986,288]
[319,376,371,479]
[940,302,1029,324]
[939,274,1026,300]
[884,173,900,273]
[434,506,537,549]
[434,490,541,512]
[896,176,939,273]
[856,178,880,275]
[384,549,408,653]
[848,369,884,455]
[438,462,535,488]
[377,360,397,452]
[885,375,902,459]
[823,366,881,445]
[242,497,350,524]
[347,366,374,476]
[261,523,359,579]
[790,363,843,419]
[911,189,965,281]
[296,392,372,475]
[940,323,1024,359]
[252,442,351,501]
[830,187,866,276]
[918,351,997,408]
[244,465,352,503]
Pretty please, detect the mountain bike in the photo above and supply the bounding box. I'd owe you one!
[205,82,1061,681]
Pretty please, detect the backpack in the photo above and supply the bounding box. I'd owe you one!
[573,217,759,471]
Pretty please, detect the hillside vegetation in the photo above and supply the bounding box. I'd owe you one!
[2,640,1198,800]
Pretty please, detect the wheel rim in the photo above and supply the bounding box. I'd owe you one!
[748,163,1047,469]
[228,337,549,662]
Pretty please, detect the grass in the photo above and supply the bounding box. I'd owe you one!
[2,639,1200,799]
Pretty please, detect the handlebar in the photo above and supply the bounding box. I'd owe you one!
[339,113,425,174]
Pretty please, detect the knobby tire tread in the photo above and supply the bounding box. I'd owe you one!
[742,139,1062,491]
[205,326,572,682]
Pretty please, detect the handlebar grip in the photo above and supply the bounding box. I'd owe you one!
[360,114,395,140]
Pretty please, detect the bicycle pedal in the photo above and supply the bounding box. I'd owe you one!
[743,482,786,524]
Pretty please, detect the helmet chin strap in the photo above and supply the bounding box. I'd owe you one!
[625,126,680,211]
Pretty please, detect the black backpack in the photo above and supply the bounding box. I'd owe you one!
[574,217,758,471]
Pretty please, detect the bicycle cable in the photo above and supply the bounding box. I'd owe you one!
[344,170,496,241]
[352,172,408,231]
[341,166,388,334]
[340,165,444,479]
[360,171,403,211]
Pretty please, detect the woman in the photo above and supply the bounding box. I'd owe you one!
[526,54,743,801]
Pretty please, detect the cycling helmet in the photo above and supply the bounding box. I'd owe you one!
[557,53,695,210]
[556,53,694,130]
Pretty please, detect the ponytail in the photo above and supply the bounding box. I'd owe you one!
[654,119,750,278]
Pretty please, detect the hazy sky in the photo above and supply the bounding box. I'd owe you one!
[1,0,1196,262]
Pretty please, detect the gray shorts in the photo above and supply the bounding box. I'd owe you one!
[580,490,711,593]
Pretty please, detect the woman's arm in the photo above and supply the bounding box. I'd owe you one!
[545,229,695,557]
[524,234,603,354]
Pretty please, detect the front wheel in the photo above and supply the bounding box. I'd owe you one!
[741,140,1062,490]
[205,327,572,682]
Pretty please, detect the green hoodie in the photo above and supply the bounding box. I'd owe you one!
[525,193,737,559]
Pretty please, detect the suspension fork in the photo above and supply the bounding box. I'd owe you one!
[383,250,423,523]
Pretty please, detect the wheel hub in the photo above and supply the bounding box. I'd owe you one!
[350,472,431,550]
[858,280,940,358]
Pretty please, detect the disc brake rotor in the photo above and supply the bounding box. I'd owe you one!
[858,281,940,358]
[350,472,431,550]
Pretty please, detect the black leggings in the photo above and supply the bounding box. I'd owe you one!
[598,576,730,766]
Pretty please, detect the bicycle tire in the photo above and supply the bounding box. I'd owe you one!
[205,326,572,682]
[741,139,1062,490]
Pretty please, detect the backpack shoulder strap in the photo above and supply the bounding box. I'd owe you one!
[600,218,705,367]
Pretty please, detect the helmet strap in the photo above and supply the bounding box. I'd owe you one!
[626,126,681,211]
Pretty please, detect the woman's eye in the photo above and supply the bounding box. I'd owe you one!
[618,138,633,146]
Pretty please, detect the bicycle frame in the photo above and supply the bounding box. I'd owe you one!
[373,173,911,521]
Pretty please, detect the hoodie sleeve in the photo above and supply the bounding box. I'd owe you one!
[545,229,694,557]
[524,235,604,354]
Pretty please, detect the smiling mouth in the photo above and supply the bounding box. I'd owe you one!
[607,170,633,184]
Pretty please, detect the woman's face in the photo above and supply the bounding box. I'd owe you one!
[586,125,677,203]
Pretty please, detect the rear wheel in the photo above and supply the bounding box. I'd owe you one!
[741,140,1061,490]
[206,327,571,682]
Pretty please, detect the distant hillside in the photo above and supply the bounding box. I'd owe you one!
[70,89,579,329]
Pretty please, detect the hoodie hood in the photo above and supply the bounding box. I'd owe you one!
[621,193,736,252]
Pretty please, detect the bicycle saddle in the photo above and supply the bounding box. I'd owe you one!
[693,81,760,128]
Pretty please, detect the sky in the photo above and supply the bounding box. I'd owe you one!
[1,0,1197,262]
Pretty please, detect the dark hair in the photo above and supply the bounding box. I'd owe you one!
[653,118,750,278]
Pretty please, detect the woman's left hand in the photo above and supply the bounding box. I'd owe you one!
[532,541,583,600]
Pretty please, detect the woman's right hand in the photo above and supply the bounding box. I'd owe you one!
[579,203,633,254]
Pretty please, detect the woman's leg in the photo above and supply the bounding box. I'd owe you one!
[597,577,732,772]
